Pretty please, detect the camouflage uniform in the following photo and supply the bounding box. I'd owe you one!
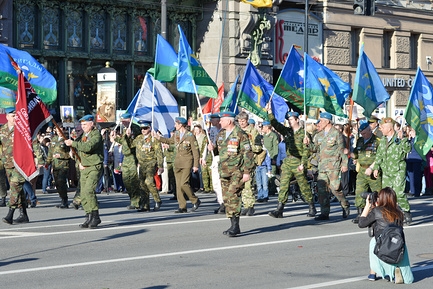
[263,129,279,195]
[114,124,143,209]
[131,134,163,209]
[215,125,255,218]
[353,134,382,208]
[163,144,176,193]
[308,125,350,217]
[200,133,213,192]
[46,135,71,207]
[240,125,258,211]
[71,128,104,214]
[372,133,411,212]
[0,142,8,206]
[160,130,200,210]
[269,113,312,205]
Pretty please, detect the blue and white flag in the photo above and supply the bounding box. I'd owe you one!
[127,73,179,137]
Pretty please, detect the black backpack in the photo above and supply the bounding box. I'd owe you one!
[374,223,405,264]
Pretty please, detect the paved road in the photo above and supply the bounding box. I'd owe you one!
[0,191,432,289]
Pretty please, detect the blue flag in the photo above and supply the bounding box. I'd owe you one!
[304,53,351,117]
[352,44,390,117]
[238,60,288,122]
[404,67,433,160]
[0,44,57,104]
[274,46,304,111]
[220,74,240,114]
[154,34,178,82]
[177,25,218,98]
[127,73,179,137]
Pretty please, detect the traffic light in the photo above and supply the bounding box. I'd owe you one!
[353,0,366,15]
[353,0,375,16]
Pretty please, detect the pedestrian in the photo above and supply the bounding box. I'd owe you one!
[372,117,412,225]
[268,110,316,218]
[208,111,255,237]
[65,115,104,228]
[424,146,433,195]
[1,108,43,224]
[154,117,201,213]
[261,120,279,196]
[236,111,258,216]
[304,112,350,221]
[405,127,423,197]
[46,126,71,208]
[358,187,413,284]
[110,112,143,210]
[130,120,164,211]
[351,121,382,223]
[368,116,383,138]
[253,135,271,202]
[40,137,52,194]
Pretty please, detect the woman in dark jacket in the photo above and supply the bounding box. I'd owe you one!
[358,187,413,284]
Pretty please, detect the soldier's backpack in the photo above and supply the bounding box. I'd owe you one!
[374,223,405,264]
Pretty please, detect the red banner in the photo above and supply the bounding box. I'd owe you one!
[13,72,52,181]
[202,83,224,114]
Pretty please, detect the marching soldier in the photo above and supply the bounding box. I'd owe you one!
[351,121,382,223]
[304,112,350,221]
[130,120,164,211]
[46,126,71,209]
[208,112,255,237]
[65,115,104,229]
[154,117,201,213]
[111,112,144,211]
[267,109,315,218]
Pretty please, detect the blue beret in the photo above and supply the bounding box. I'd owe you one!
[220,111,236,118]
[248,119,255,124]
[175,117,187,124]
[121,112,132,119]
[4,107,15,114]
[359,121,369,132]
[79,115,94,122]
[209,113,221,119]
[262,121,271,126]
[286,111,299,119]
[319,112,333,121]
[138,120,151,128]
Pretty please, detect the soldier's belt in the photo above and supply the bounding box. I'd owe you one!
[287,155,301,160]
[359,164,372,168]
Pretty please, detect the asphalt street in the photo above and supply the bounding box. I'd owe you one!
[0,190,432,289]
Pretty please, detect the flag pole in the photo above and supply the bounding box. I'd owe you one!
[303,52,307,137]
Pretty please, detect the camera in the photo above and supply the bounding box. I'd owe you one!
[361,191,378,204]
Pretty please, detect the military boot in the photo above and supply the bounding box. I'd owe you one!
[240,207,249,216]
[307,202,317,217]
[14,206,29,224]
[342,204,350,219]
[2,208,15,225]
[79,213,90,228]
[223,218,234,235]
[55,197,69,209]
[268,202,284,218]
[214,203,225,214]
[227,216,241,237]
[88,210,101,229]
[352,207,363,224]
[247,206,255,216]
[0,197,6,207]
[404,211,412,226]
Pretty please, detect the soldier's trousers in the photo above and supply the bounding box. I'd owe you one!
[138,162,160,207]
[0,168,8,198]
[355,170,382,208]
[241,171,255,208]
[5,168,26,208]
[53,167,69,199]
[220,172,244,218]
[202,160,213,192]
[382,170,410,212]
[174,167,198,209]
[317,170,349,216]
[80,164,103,214]
[122,164,142,208]
[278,159,312,204]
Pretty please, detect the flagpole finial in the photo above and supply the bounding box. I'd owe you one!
[105,61,111,68]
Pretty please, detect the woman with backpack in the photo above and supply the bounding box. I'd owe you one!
[358,187,414,284]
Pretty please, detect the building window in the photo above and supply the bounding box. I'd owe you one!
[383,31,393,68]
[90,11,106,51]
[351,28,361,66]
[66,10,84,49]
[410,33,419,69]
[135,16,149,55]
[43,7,60,49]
[113,14,127,52]
[17,3,36,48]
